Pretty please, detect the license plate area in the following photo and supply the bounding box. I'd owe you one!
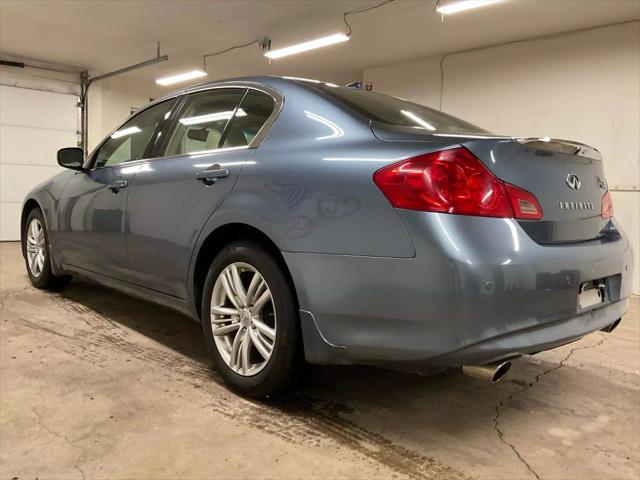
[578,279,607,310]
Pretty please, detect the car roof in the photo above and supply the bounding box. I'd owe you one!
[154,75,336,102]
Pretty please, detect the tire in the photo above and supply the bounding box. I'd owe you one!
[201,240,302,399]
[23,208,71,290]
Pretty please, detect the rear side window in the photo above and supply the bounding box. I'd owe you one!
[93,99,175,168]
[164,88,245,156]
[312,84,489,135]
[221,90,276,148]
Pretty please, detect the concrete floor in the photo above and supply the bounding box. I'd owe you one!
[0,242,638,480]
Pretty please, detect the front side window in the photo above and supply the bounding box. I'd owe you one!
[221,90,276,148]
[93,99,175,168]
[164,89,245,156]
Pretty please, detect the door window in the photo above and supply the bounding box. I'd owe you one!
[93,99,176,168]
[163,89,245,156]
[221,90,276,148]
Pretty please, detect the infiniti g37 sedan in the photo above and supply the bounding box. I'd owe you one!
[21,76,633,397]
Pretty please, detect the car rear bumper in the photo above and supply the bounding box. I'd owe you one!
[284,212,633,369]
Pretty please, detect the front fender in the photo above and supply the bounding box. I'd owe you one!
[20,170,74,268]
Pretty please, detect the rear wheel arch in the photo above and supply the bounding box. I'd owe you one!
[192,223,299,321]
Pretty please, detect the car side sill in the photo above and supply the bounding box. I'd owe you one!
[63,264,196,321]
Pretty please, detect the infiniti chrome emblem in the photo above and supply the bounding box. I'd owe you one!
[566,174,581,190]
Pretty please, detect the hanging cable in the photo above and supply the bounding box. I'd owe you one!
[200,1,395,70]
[202,37,271,71]
[343,0,396,37]
[439,53,449,111]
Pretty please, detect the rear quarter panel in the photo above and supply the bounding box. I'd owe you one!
[204,84,433,258]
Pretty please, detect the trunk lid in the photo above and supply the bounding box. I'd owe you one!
[371,122,612,243]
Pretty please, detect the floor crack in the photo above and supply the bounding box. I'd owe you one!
[492,334,608,480]
[33,407,87,480]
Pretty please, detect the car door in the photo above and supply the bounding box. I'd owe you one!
[56,98,178,281]
[125,87,278,298]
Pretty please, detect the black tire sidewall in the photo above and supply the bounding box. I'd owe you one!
[201,241,300,398]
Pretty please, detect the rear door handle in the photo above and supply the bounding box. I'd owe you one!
[196,164,230,185]
[107,179,128,193]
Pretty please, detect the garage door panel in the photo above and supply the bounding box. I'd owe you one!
[0,202,22,241]
[0,85,78,130]
[1,85,78,240]
[0,164,63,203]
[0,124,77,166]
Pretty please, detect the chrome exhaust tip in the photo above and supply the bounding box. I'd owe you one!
[600,318,621,334]
[462,361,512,383]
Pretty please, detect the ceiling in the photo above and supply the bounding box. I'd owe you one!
[1,0,638,95]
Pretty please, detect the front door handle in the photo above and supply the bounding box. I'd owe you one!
[107,179,128,193]
[196,164,230,185]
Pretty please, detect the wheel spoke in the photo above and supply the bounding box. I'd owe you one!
[252,318,275,341]
[240,329,251,374]
[252,289,271,313]
[229,264,247,305]
[212,322,241,336]
[250,327,272,360]
[245,273,263,306]
[211,306,239,317]
[29,253,38,273]
[220,274,242,310]
[229,327,244,369]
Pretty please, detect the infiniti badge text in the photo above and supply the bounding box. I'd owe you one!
[559,201,594,210]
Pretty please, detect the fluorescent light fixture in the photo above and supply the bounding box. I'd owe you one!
[436,0,502,15]
[156,70,207,86]
[401,110,436,131]
[265,33,349,59]
[111,126,141,139]
[179,109,246,126]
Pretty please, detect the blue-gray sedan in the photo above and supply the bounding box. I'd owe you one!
[21,76,633,397]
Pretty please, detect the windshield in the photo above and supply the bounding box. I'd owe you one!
[310,83,489,135]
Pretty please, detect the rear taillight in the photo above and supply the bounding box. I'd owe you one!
[601,191,614,219]
[505,184,543,220]
[373,147,543,220]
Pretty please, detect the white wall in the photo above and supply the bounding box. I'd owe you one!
[87,76,154,151]
[363,22,640,294]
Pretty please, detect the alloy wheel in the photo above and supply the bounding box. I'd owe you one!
[210,262,276,376]
[26,218,45,277]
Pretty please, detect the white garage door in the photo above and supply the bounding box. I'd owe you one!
[0,85,78,240]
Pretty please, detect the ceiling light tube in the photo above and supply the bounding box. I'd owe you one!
[436,0,502,15]
[156,70,207,86]
[265,33,349,59]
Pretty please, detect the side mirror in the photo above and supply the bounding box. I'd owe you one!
[57,147,85,171]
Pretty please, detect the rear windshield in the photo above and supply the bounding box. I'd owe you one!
[311,84,489,135]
